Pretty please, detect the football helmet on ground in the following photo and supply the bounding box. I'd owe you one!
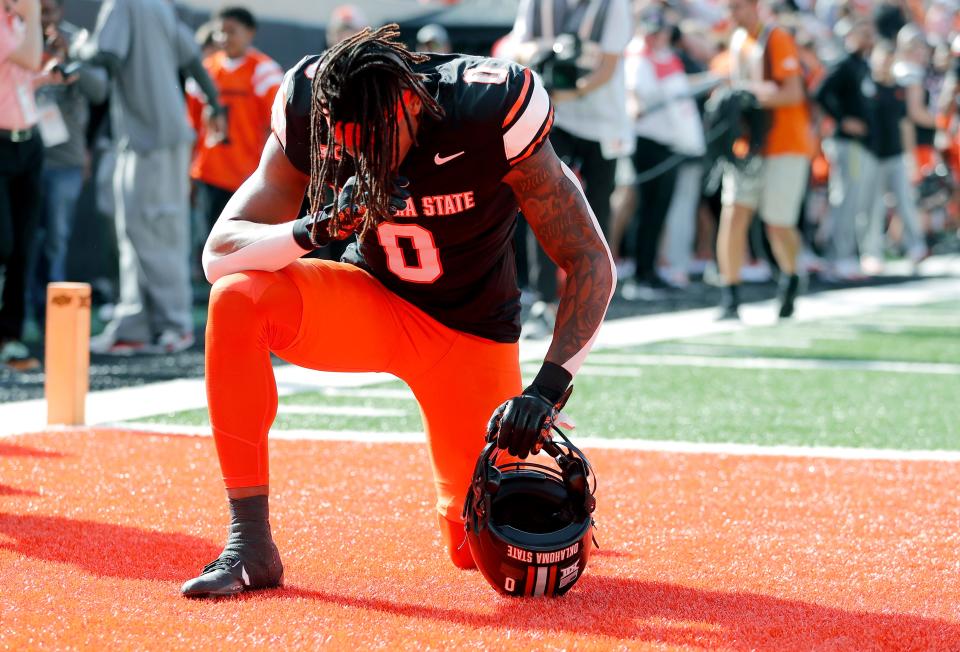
[463,424,597,597]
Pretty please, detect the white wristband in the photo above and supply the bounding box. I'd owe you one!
[202,222,310,284]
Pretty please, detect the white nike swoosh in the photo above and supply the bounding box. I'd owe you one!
[241,564,250,587]
[434,151,465,165]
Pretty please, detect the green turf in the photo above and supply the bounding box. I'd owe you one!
[135,364,960,450]
[132,302,960,450]
[152,409,424,432]
[556,366,960,449]
[616,305,960,364]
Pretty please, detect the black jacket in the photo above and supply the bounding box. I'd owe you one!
[871,82,906,159]
[815,51,876,146]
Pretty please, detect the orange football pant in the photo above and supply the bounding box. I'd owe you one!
[205,258,521,566]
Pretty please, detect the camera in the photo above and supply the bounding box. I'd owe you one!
[529,34,584,92]
[52,60,83,78]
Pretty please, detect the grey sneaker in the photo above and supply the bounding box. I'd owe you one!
[520,301,556,340]
[152,330,195,354]
[1,339,40,371]
[621,278,668,301]
[90,331,148,356]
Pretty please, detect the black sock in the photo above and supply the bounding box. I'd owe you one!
[230,494,269,523]
[721,284,740,309]
[227,495,272,542]
[779,274,799,301]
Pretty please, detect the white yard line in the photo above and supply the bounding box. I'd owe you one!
[2,275,958,437]
[98,422,960,463]
[101,422,428,444]
[836,314,960,328]
[0,370,398,437]
[310,386,415,400]
[681,336,818,349]
[583,353,960,375]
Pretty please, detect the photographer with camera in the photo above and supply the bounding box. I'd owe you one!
[716,0,812,321]
[0,0,43,370]
[511,0,632,337]
[27,0,108,327]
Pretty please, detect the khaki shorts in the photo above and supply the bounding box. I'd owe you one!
[721,155,810,227]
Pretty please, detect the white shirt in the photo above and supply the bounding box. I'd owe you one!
[513,0,634,156]
[624,36,705,156]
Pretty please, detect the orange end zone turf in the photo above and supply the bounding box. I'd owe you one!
[1,429,959,650]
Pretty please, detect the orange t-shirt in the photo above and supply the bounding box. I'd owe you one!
[189,48,285,192]
[709,49,732,78]
[731,26,813,158]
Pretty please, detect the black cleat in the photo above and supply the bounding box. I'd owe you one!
[718,284,741,321]
[717,305,740,321]
[778,297,795,319]
[181,523,284,598]
[777,274,800,320]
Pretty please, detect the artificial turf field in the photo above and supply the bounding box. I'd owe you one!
[2,301,959,650]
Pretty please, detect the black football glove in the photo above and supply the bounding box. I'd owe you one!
[487,362,573,459]
[292,176,410,248]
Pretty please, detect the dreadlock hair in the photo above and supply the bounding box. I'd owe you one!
[308,24,445,240]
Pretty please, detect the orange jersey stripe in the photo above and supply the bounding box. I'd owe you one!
[502,68,532,128]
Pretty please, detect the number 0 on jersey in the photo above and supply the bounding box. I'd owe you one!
[376,223,444,283]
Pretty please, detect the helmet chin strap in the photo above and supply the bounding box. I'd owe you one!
[488,425,596,516]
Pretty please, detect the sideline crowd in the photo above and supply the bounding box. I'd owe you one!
[1,0,958,370]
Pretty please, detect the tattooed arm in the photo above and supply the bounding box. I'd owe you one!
[505,140,616,376]
[488,140,614,458]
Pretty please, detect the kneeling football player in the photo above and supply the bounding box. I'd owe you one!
[181,25,615,597]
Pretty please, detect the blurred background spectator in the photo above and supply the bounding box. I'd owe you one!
[2,0,960,374]
[511,0,633,338]
[26,0,108,330]
[861,38,926,275]
[816,16,876,280]
[187,6,282,239]
[326,3,368,48]
[194,19,220,59]
[619,6,706,300]
[1,0,43,370]
[417,22,452,53]
[77,0,223,355]
[716,0,811,320]
[660,19,712,290]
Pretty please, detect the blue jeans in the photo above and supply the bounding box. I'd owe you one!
[42,166,84,281]
[28,166,84,319]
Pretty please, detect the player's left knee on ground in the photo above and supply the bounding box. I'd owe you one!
[438,513,476,570]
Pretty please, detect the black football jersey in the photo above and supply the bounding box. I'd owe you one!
[271,53,554,343]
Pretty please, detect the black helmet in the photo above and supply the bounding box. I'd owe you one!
[463,427,597,597]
